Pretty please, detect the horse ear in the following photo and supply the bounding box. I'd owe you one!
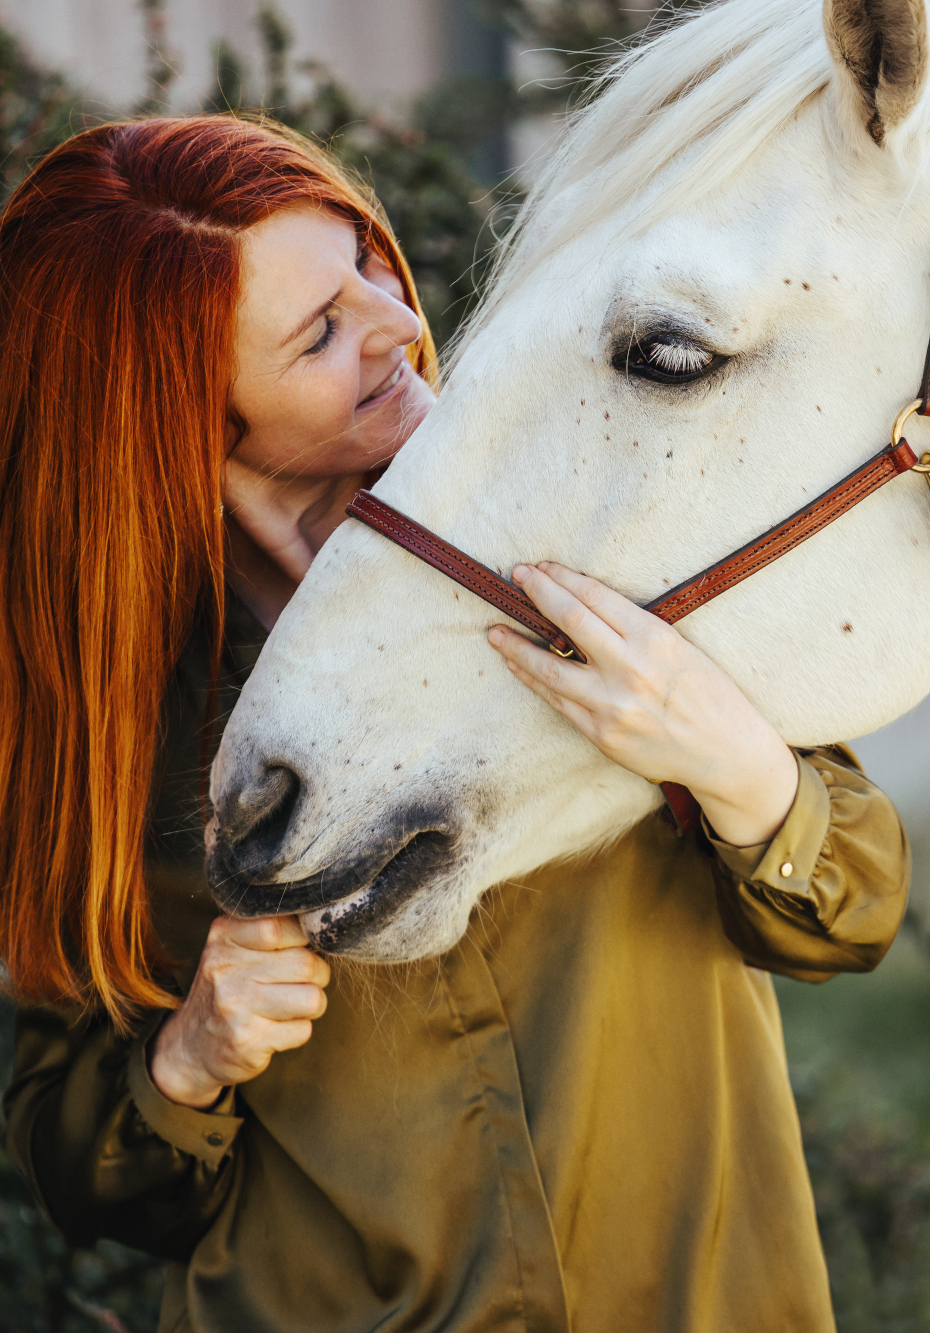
[823,0,928,144]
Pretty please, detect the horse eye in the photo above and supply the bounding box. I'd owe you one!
[619,336,725,384]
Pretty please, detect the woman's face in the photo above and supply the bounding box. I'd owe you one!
[227,205,435,479]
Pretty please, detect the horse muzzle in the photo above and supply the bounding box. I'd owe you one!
[206,764,460,954]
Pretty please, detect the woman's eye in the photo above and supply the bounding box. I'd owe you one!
[303,314,336,357]
[622,336,724,384]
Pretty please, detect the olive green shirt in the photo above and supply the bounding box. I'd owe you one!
[4,598,910,1333]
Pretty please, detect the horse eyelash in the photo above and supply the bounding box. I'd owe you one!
[647,341,712,374]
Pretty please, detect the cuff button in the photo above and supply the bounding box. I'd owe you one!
[206,1132,225,1147]
[779,861,793,878]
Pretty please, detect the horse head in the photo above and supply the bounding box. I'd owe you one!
[208,0,930,959]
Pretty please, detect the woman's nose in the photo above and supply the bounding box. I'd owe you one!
[360,288,422,357]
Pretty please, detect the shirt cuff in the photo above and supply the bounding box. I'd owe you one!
[127,1018,243,1168]
[703,753,831,896]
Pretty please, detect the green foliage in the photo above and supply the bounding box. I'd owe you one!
[138,0,177,114]
[776,937,930,1330]
[203,41,247,116]
[0,26,82,200]
[255,4,292,113]
[477,0,647,109]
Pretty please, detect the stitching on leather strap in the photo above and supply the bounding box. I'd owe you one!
[647,442,916,624]
[346,491,586,662]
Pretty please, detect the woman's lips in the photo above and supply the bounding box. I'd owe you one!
[357,360,406,408]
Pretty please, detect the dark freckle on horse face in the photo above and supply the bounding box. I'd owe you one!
[816,406,822,412]
[802,283,810,291]
[379,645,384,651]
[633,440,639,447]
[666,450,673,458]
[663,577,669,584]
[701,469,705,475]
[454,592,459,600]
[738,457,743,463]
[394,763,402,770]
[784,278,791,284]
[478,670,484,676]
[581,398,585,406]
[876,367,882,374]
[477,758,487,766]
[604,410,610,419]
[605,434,610,440]
[843,622,853,633]
[423,679,428,686]
[577,418,581,424]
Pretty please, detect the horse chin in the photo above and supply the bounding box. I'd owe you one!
[207,811,474,961]
[298,873,475,962]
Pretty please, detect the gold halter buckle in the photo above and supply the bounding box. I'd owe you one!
[891,398,930,483]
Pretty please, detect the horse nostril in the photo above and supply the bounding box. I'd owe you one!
[218,765,302,877]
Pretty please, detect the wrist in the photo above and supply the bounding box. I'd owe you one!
[691,744,799,848]
[150,1016,226,1110]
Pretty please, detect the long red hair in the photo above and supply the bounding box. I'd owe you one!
[0,116,435,1028]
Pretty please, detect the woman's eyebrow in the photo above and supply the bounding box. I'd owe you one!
[279,290,341,350]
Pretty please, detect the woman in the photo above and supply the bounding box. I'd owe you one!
[0,116,908,1331]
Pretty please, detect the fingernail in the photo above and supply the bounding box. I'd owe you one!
[488,627,505,646]
[512,564,530,583]
[537,561,551,571]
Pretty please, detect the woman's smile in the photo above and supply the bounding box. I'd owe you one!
[358,358,406,409]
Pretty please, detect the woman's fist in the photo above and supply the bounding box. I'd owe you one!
[150,915,330,1109]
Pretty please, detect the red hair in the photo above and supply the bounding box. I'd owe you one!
[0,116,436,1027]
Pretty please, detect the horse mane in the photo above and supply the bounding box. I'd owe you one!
[453,0,832,359]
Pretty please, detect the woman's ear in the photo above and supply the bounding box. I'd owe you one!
[824,0,928,144]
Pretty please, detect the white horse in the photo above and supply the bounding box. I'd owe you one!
[210,0,930,959]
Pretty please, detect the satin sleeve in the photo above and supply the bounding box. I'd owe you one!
[3,1003,242,1261]
[708,745,910,983]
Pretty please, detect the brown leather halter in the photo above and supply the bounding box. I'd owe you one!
[346,345,930,835]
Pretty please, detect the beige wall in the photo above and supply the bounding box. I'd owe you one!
[0,0,447,113]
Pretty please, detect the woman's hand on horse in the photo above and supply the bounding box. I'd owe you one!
[487,563,799,848]
[150,915,330,1109]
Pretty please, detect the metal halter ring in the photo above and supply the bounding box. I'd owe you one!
[890,398,930,479]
